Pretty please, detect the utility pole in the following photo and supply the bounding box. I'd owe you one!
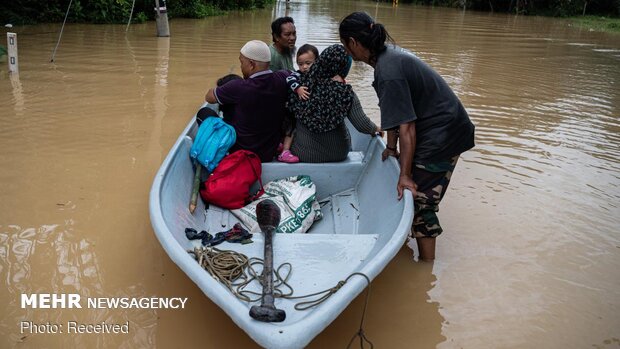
[154,0,170,37]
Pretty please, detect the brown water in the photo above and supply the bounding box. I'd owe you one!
[1,0,619,348]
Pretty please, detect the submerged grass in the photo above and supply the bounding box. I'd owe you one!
[566,16,620,34]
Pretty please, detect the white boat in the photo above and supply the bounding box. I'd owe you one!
[149,106,414,349]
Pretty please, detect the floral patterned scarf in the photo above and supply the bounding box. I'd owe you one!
[287,44,354,133]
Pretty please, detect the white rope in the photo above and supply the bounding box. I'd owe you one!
[50,0,73,62]
[126,0,137,32]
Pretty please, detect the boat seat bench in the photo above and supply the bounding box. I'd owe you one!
[261,151,365,200]
[167,138,372,247]
[183,135,367,200]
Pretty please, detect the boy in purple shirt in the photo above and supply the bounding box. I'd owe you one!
[205,40,291,162]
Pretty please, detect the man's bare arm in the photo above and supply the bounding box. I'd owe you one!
[205,88,217,104]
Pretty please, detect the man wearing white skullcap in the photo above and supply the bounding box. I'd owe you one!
[240,40,271,63]
[236,40,271,79]
[205,40,292,162]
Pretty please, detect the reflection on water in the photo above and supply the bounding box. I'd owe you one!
[0,223,158,347]
[9,74,24,115]
[1,0,619,348]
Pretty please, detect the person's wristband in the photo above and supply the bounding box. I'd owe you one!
[386,146,397,151]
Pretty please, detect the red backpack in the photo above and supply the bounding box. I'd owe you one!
[200,150,264,209]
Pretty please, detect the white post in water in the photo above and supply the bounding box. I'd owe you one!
[7,32,18,73]
[154,0,170,37]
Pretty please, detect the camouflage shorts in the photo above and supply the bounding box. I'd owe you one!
[411,156,459,238]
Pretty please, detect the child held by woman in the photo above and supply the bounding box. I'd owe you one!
[278,44,320,163]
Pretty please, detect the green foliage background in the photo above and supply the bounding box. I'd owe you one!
[0,0,274,25]
[0,0,617,25]
[397,0,619,16]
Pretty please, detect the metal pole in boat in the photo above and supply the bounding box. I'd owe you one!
[250,200,286,322]
[154,0,170,37]
[189,160,201,213]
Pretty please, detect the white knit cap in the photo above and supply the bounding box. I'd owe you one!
[240,40,271,63]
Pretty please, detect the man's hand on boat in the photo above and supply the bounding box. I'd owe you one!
[397,174,417,200]
[382,147,398,161]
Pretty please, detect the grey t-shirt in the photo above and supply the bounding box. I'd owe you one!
[373,46,475,163]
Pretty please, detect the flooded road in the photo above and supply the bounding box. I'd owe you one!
[1,0,619,348]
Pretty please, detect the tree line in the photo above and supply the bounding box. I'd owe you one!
[1,0,618,26]
[0,0,274,25]
[394,0,620,17]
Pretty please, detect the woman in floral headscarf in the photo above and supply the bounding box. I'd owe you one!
[287,44,380,163]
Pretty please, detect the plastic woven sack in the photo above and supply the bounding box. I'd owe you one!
[231,175,322,234]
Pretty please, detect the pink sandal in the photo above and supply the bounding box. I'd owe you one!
[278,150,300,163]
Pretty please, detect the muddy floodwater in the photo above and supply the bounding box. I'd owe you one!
[1,0,619,348]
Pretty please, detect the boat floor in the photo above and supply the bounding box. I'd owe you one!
[188,189,377,323]
[189,232,378,323]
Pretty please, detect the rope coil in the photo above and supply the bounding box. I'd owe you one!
[189,246,373,348]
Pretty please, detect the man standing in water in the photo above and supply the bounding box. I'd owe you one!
[339,12,475,262]
[205,40,290,162]
[269,16,297,71]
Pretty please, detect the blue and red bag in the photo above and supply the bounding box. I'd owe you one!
[200,150,264,209]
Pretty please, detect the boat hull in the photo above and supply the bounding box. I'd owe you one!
[149,111,413,348]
